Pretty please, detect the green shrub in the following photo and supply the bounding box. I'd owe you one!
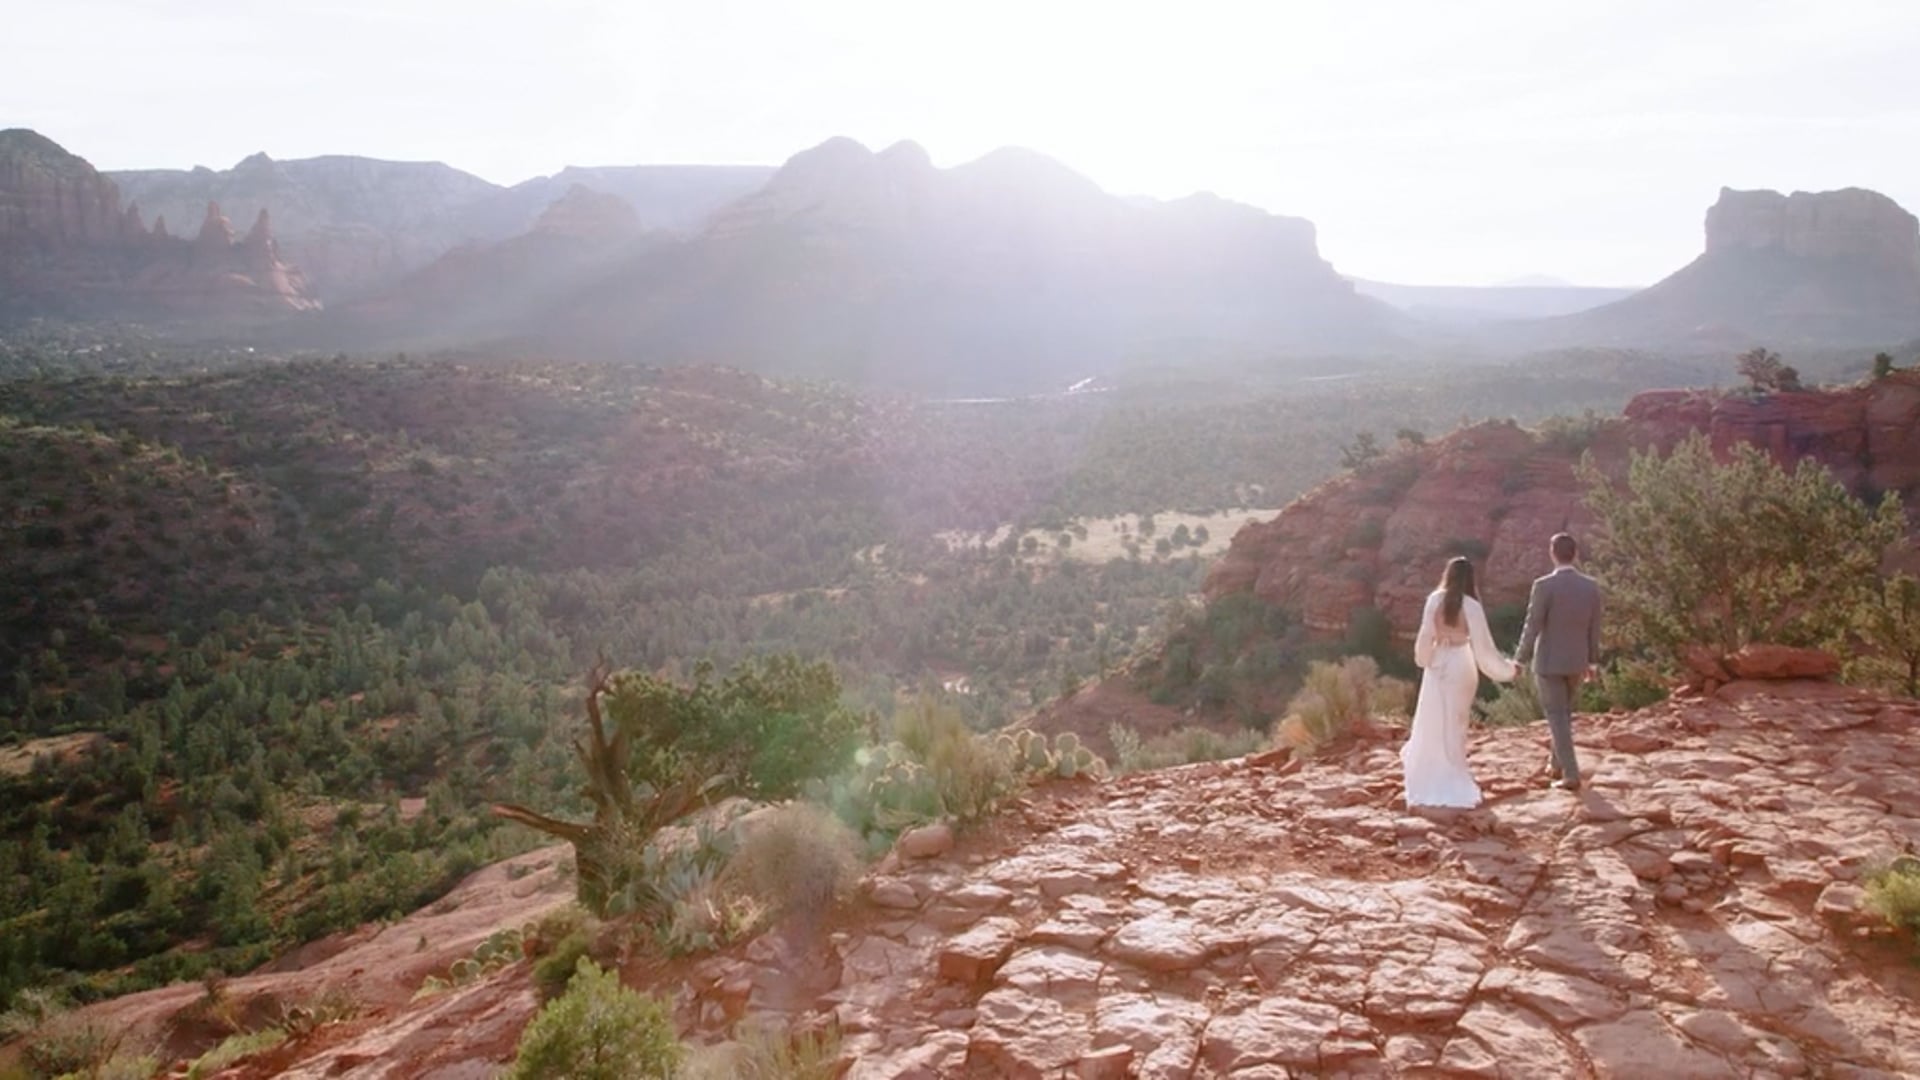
[506,959,681,1080]
[1864,856,1920,937]
[1582,433,1904,663]
[1536,409,1610,453]
[1576,660,1670,713]
[1344,518,1390,545]
[1858,573,1920,698]
[533,929,594,1000]
[1475,678,1541,728]
[1341,607,1397,669]
[722,803,859,924]
[1487,602,1528,646]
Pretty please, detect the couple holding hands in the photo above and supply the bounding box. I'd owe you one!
[1402,532,1602,809]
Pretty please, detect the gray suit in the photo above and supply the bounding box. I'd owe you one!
[1514,566,1603,784]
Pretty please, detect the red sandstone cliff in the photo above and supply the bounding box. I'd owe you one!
[1204,372,1920,639]
[0,129,318,320]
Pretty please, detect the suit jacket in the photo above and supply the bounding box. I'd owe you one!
[1515,566,1603,676]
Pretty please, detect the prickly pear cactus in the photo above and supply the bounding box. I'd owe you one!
[1053,741,1109,781]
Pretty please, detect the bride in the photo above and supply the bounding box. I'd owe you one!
[1403,556,1518,808]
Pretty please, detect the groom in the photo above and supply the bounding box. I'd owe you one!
[1514,533,1603,791]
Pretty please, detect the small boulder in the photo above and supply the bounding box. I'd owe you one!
[1724,644,1840,681]
[899,822,956,859]
[1077,1045,1134,1079]
[937,917,1019,984]
[1608,729,1668,754]
[1815,881,1869,926]
[868,878,920,910]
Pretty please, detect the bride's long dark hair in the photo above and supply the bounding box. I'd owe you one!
[1439,556,1478,628]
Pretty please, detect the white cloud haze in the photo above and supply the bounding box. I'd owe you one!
[5,0,1918,285]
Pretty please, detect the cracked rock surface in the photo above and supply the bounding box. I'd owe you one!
[682,680,1920,1078]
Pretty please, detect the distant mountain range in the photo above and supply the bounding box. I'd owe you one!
[8,128,1920,391]
[109,154,771,300]
[454,138,1401,392]
[1350,279,1638,324]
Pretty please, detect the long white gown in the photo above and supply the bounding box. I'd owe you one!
[1403,590,1518,808]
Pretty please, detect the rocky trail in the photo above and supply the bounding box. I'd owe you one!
[38,679,1920,1078]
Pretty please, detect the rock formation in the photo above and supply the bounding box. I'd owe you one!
[524,183,643,240]
[0,129,124,248]
[109,153,773,300]
[32,680,1920,1076]
[0,130,319,320]
[327,183,659,343]
[1553,186,1920,347]
[1205,371,1920,639]
[1706,187,1920,273]
[519,137,1401,394]
[107,150,502,302]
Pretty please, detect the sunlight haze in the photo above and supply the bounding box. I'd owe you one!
[7,0,1919,285]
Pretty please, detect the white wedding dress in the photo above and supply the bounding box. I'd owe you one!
[1403,590,1518,808]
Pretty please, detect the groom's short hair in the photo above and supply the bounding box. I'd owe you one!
[1551,533,1578,562]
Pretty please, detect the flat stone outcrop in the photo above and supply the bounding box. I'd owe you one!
[658,681,1920,1078]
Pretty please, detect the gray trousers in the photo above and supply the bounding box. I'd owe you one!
[1536,672,1581,783]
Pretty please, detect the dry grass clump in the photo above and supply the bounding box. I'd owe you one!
[681,1019,842,1080]
[892,700,1027,821]
[0,987,154,1079]
[723,802,862,923]
[187,1028,287,1080]
[1275,656,1413,754]
[1107,724,1267,774]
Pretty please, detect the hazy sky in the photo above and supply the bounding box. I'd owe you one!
[7,0,1919,286]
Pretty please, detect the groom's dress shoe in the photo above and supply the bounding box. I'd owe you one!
[1550,778,1582,792]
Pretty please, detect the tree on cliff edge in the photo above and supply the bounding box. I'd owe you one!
[1735,347,1803,393]
[493,656,862,916]
[1579,433,1903,663]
